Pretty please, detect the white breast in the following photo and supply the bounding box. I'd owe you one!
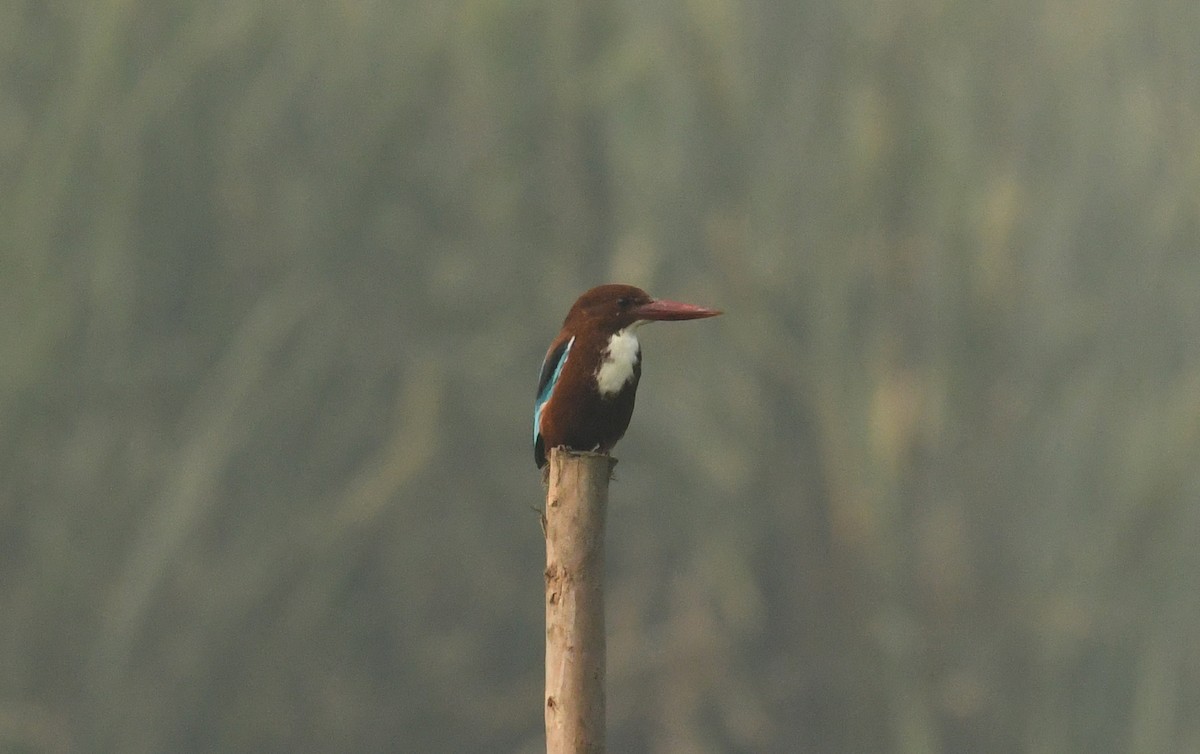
[595,328,641,397]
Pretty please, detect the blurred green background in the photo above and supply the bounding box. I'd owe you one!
[4,0,1200,752]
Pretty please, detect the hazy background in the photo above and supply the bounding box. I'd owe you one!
[4,0,1199,752]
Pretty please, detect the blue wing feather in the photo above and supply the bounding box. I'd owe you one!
[534,336,574,451]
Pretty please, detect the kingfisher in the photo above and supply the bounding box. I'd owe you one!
[533,284,722,468]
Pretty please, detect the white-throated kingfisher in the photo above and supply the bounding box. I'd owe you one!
[533,284,722,468]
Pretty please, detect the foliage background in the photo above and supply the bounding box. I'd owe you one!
[3,0,1199,751]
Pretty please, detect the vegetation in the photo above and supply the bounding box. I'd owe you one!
[2,0,1198,751]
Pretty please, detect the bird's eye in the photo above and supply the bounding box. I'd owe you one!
[617,297,632,309]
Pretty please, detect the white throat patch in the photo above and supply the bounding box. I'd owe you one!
[595,327,641,397]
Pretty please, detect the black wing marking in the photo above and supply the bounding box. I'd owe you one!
[536,337,572,404]
[533,336,574,466]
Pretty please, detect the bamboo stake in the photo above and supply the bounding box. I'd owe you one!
[543,447,615,754]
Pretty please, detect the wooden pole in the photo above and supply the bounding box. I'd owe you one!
[544,447,615,754]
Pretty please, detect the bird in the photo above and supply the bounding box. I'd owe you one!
[533,284,722,468]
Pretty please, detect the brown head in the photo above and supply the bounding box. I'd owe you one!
[562,284,722,335]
